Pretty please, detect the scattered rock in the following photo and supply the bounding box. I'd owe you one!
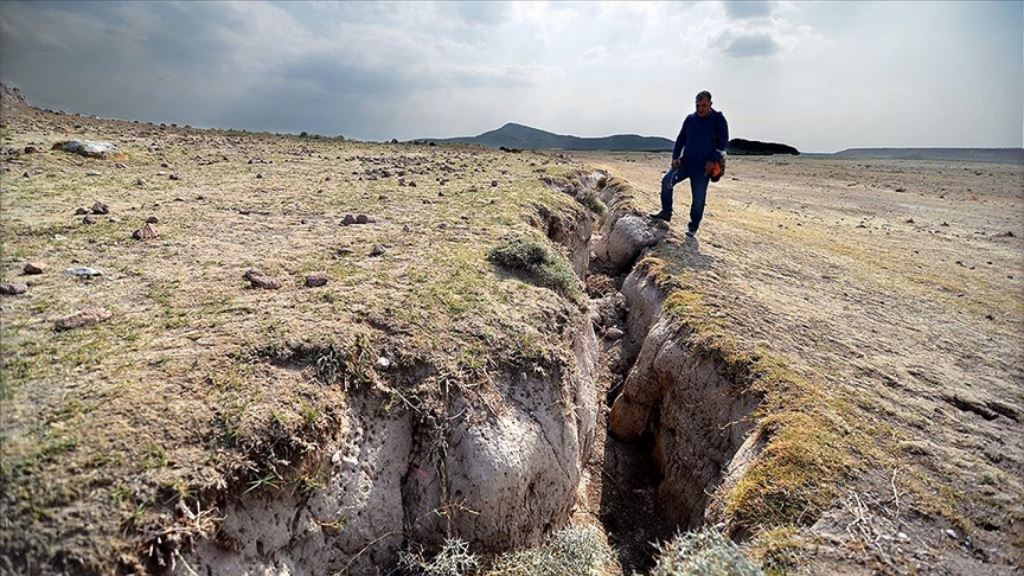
[941,222,950,227]
[169,173,180,180]
[605,327,625,340]
[356,214,370,224]
[132,223,159,240]
[256,173,263,179]
[370,244,387,257]
[75,207,89,215]
[895,187,906,192]
[402,224,411,233]
[305,273,328,288]
[146,215,159,224]
[82,216,96,225]
[994,231,1015,238]
[91,202,109,215]
[23,262,46,275]
[0,283,28,296]
[65,267,102,277]
[905,218,914,224]
[491,180,498,187]
[23,145,40,154]
[86,170,101,177]
[55,307,112,331]
[52,140,120,159]
[244,269,281,290]
[115,162,127,169]
[341,214,356,226]
[376,356,391,369]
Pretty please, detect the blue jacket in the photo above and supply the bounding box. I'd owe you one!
[672,109,729,169]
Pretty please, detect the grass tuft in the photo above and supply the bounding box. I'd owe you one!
[650,529,762,576]
[487,237,581,299]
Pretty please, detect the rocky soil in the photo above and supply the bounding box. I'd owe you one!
[577,151,1024,574]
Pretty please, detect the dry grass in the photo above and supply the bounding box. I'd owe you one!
[0,101,592,573]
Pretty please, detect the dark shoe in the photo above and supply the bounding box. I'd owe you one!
[648,212,671,222]
[685,230,696,238]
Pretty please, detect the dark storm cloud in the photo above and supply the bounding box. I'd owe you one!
[0,0,535,139]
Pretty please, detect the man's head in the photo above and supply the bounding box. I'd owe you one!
[695,90,712,117]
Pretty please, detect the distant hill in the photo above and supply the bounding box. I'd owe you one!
[417,123,674,152]
[727,138,799,156]
[831,148,1024,163]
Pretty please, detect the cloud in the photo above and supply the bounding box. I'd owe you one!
[723,0,775,20]
[702,2,819,59]
[711,30,781,57]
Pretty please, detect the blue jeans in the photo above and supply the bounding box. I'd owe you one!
[660,165,710,232]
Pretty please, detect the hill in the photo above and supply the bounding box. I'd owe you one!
[727,138,799,155]
[419,122,675,152]
[832,147,1024,163]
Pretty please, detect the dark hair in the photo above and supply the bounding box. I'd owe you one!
[696,90,712,102]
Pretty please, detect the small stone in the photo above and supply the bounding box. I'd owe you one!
[91,202,109,215]
[82,216,96,225]
[408,181,416,187]
[23,146,39,154]
[245,270,281,290]
[55,307,112,331]
[146,215,159,224]
[402,224,411,233]
[491,180,498,187]
[0,282,28,296]
[305,273,328,288]
[356,214,370,224]
[75,207,89,215]
[606,327,625,340]
[132,223,159,240]
[161,162,170,168]
[65,267,102,277]
[905,218,914,224]
[23,262,46,275]
[342,214,356,226]
[86,170,101,177]
[115,162,127,169]
[944,529,957,540]
[376,356,391,369]
[135,178,146,186]
[370,244,386,257]
[941,222,949,227]
[256,173,263,179]
[378,194,388,201]
[437,223,447,230]
[169,173,180,180]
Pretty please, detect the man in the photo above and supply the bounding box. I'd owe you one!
[650,90,729,237]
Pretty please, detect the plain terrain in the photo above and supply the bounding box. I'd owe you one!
[1,90,1022,575]
[577,151,1024,574]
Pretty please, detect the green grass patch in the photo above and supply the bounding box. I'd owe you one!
[487,237,581,299]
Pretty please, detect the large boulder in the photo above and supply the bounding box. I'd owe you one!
[52,140,122,159]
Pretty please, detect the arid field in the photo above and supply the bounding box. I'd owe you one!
[1,90,1022,576]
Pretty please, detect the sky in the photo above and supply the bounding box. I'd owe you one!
[1,1,1021,152]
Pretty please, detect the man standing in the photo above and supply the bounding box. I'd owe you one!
[650,90,729,237]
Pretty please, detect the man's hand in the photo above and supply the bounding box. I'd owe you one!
[671,158,681,170]
[704,161,715,176]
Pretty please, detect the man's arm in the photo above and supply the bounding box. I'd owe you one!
[672,117,688,161]
[711,112,729,162]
